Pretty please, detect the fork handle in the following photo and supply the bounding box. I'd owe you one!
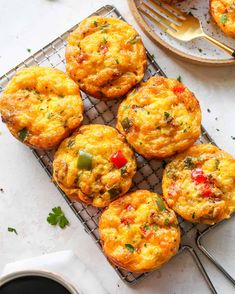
[203,34,235,57]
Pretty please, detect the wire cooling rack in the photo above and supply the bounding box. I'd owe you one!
[0,5,226,292]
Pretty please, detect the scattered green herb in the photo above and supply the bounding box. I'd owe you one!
[103,37,107,44]
[67,139,75,148]
[99,23,110,33]
[198,48,203,53]
[121,117,132,132]
[220,14,228,24]
[231,136,235,140]
[156,197,166,211]
[8,227,17,235]
[207,108,211,113]
[18,127,29,142]
[27,48,31,53]
[144,225,150,230]
[121,165,128,176]
[115,59,120,64]
[47,207,69,229]
[144,243,147,247]
[177,76,182,83]
[164,218,170,225]
[192,212,195,219]
[125,243,134,253]
[129,35,141,44]
[184,157,196,170]
[216,128,220,132]
[93,20,98,27]
[153,225,158,231]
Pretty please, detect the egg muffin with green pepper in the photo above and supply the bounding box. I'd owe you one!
[116,76,201,158]
[53,124,136,207]
[99,190,180,272]
[162,144,235,225]
[65,16,147,100]
[0,66,83,149]
[210,0,235,38]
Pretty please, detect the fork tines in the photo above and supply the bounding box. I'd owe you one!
[138,0,186,32]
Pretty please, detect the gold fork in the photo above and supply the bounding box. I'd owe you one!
[138,0,235,57]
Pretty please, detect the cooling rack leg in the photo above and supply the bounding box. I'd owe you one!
[182,245,217,294]
[197,229,235,286]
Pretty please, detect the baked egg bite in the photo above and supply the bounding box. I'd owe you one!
[116,76,201,158]
[210,0,235,37]
[53,124,136,207]
[65,16,147,100]
[99,190,180,272]
[0,66,83,150]
[162,144,235,225]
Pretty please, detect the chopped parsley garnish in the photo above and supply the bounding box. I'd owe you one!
[184,157,196,169]
[207,108,211,113]
[216,128,220,132]
[164,218,170,225]
[220,14,228,24]
[47,207,69,229]
[18,127,29,142]
[129,35,141,44]
[125,244,134,253]
[144,225,150,230]
[67,139,75,148]
[153,225,158,231]
[177,76,182,83]
[93,20,98,27]
[8,227,18,235]
[156,197,166,211]
[121,165,128,176]
[198,48,203,53]
[27,48,31,53]
[231,136,235,140]
[115,59,120,64]
[103,37,107,44]
[183,129,188,133]
[99,23,110,32]
[164,112,173,123]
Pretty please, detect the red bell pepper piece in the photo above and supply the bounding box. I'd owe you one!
[173,85,185,94]
[191,168,208,184]
[110,151,127,169]
[201,183,213,197]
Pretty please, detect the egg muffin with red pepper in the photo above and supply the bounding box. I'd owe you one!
[99,190,180,272]
[116,76,201,158]
[210,0,235,38]
[162,144,235,225]
[0,66,83,149]
[53,124,136,207]
[65,16,147,100]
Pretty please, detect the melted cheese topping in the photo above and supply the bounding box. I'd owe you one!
[53,124,136,207]
[99,190,180,272]
[210,0,235,37]
[0,66,83,149]
[66,16,147,100]
[163,144,235,224]
[116,76,201,158]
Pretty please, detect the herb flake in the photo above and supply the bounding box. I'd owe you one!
[47,207,69,229]
[125,243,134,253]
[8,227,18,235]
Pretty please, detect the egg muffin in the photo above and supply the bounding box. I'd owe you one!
[210,0,235,38]
[0,66,83,150]
[162,144,235,225]
[99,190,180,272]
[65,16,147,100]
[116,76,201,159]
[53,124,136,207]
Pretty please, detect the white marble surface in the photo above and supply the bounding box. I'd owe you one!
[0,0,235,293]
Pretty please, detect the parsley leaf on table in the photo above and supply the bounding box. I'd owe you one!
[47,206,69,229]
[8,227,17,234]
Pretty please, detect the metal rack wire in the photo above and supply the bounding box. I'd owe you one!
[0,5,226,291]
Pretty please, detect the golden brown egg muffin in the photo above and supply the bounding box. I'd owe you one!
[53,124,136,207]
[162,144,235,225]
[210,0,235,37]
[99,190,180,273]
[116,76,201,159]
[65,16,147,100]
[0,66,83,150]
